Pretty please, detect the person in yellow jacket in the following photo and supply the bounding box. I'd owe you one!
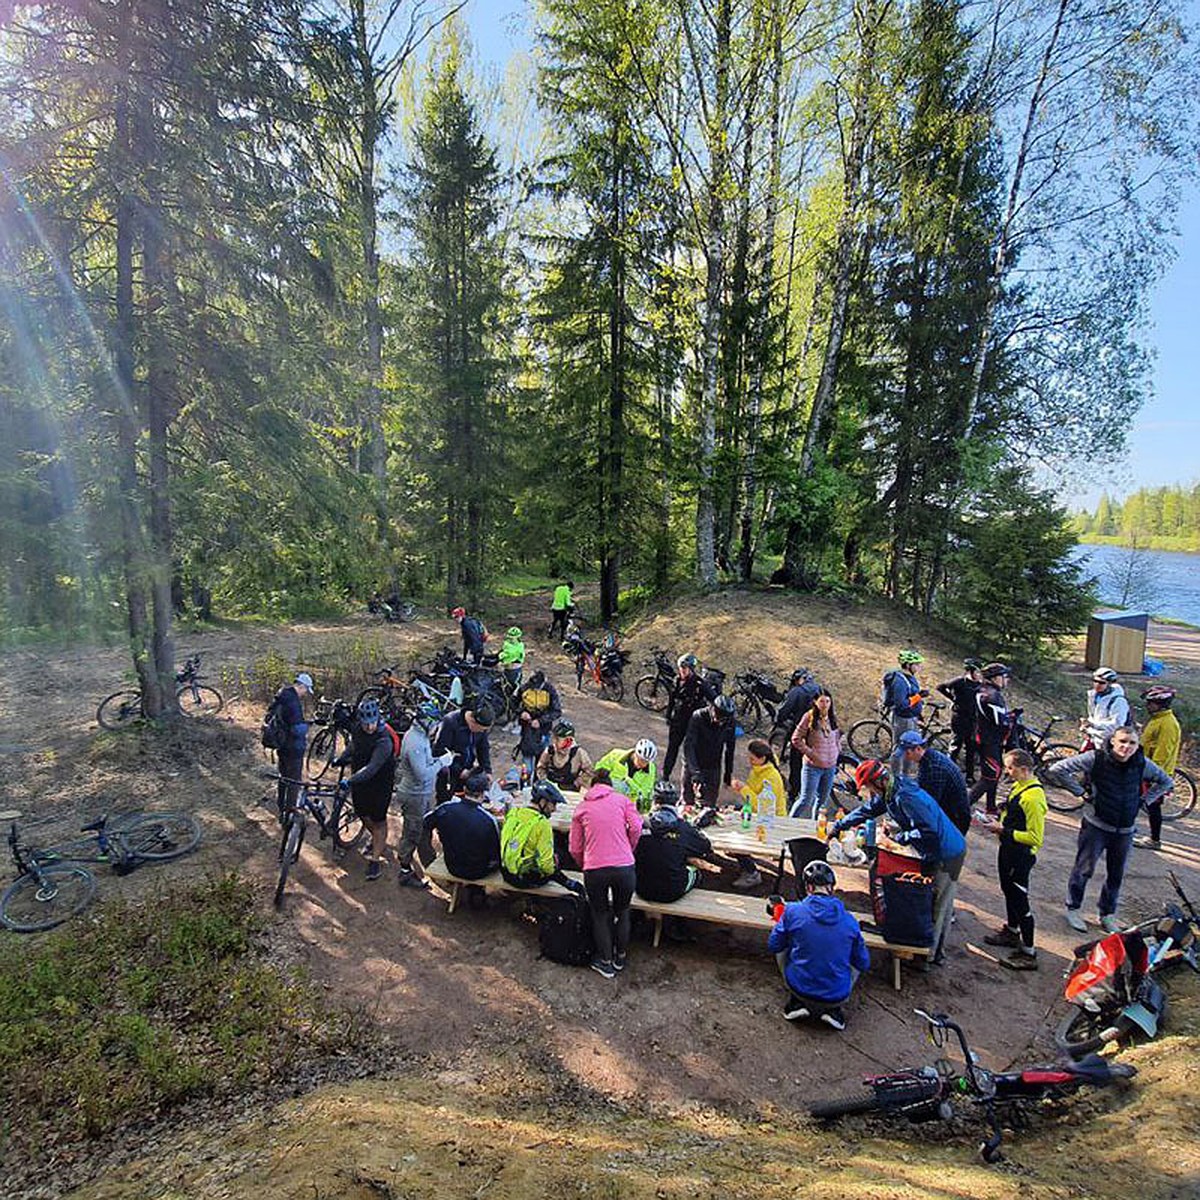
[1135,685,1182,850]
[499,780,582,892]
[983,749,1047,970]
[727,740,788,890]
[548,580,575,641]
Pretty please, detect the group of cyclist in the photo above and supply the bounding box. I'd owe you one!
[269,610,1187,1029]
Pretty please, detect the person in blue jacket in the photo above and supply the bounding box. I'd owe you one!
[767,861,870,1031]
[832,759,967,967]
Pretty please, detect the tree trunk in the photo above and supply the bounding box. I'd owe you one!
[600,119,625,624]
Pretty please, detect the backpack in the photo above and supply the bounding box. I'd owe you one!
[261,693,288,750]
[537,896,595,966]
[383,722,401,758]
[880,670,900,714]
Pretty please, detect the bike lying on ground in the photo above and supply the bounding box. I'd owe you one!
[96,654,224,729]
[270,776,366,907]
[810,1009,1136,1163]
[1,811,202,931]
[1054,871,1199,1058]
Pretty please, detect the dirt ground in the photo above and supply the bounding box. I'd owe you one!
[2,588,1199,1196]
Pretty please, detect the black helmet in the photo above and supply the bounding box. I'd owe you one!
[552,718,575,738]
[803,861,836,890]
[531,780,566,808]
[790,667,812,685]
[963,657,984,671]
[652,779,679,805]
[712,694,736,720]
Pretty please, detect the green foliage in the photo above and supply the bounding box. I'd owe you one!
[944,475,1097,667]
[1076,485,1200,551]
[0,873,348,1149]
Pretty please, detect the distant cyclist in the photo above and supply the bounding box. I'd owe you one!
[882,649,929,741]
[548,579,575,640]
[662,653,718,779]
[498,625,526,690]
[937,658,983,783]
[452,606,488,666]
[969,662,1012,816]
[1082,667,1132,746]
[1134,685,1181,851]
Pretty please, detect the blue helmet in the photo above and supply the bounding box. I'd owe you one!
[357,698,381,725]
[413,701,441,730]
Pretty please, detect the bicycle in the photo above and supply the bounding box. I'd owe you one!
[728,670,785,736]
[306,697,357,780]
[563,624,628,703]
[270,776,365,907]
[1008,712,1089,812]
[810,1009,1136,1163]
[355,664,411,724]
[367,594,417,623]
[96,654,224,729]
[846,700,952,760]
[633,649,677,713]
[1,811,202,931]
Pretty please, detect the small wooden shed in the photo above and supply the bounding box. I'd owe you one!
[1084,611,1150,674]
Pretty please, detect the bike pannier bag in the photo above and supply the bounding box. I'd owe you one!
[537,896,595,966]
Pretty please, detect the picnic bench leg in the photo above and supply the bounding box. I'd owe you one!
[892,954,901,991]
[653,916,663,948]
[447,883,460,915]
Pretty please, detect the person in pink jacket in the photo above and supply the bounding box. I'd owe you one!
[569,769,644,978]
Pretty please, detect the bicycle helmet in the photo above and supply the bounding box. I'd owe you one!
[506,626,523,639]
[451,606,466,619]
[653,779,679,805]
[897,649,924,666]
[712,694,736,721]
[1092,667,1119,684]
[790,667,813,685]
[633,737,658,763]
[982,662,1011,679]
[854,759,889,793]
[963,657,984,671]
[552,718,576,739]
[357,698,381,725]
[1141,685,1176,706]
[413,701,441,730]
[803,860,837,890]
[531,779,566,808]
[677,653,699,671]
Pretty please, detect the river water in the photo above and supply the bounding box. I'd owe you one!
[1072,543,1200,626]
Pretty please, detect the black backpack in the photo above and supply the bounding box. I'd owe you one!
[537,896,595,966]
[260,692,288,750]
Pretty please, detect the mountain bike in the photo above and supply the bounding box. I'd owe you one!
[270,777,364,907]
[846,701,951,759]
[96,654,224,729]
[810,1009,1136,1163]
[355,664,411,724]
[728,670,786,735]
[634,648,677,713]
[1,811,202,931]
[306,697,356,780]
[367,594,417,623]
[564,624,628,703]
[1006,712,1090,812]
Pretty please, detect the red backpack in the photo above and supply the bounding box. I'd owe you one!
[383,723,402,759]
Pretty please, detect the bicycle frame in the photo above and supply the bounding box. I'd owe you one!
[8,819,127,877]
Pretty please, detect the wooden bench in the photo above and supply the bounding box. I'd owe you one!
[422,856,930,989]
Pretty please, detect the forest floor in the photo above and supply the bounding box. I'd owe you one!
[0,587,1197,1199]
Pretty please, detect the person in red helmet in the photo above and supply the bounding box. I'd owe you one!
[452,606,487,665]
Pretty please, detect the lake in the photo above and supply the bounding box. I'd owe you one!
[1072,542,1200,627]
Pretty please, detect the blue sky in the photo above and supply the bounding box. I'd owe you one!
[459,0,1199,510]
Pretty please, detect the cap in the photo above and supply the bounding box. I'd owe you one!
[295,672,314,692]
[896,730,927,749]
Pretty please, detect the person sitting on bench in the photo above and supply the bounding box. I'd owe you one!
[499,780,582,893]
[634,780,717,903]
[767,861,870,1031]
[424,772,500,888]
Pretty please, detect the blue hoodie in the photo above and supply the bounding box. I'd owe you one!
[768,893,871,1003]
[836,776,966,869]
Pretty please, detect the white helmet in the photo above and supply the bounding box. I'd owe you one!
[1092,667,1119,684]
[633,738,658,763]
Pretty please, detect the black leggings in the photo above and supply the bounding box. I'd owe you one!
[998,845,1035,948]
[583,864,636,963]
[950,716,976,779]
[969,734,1004,812]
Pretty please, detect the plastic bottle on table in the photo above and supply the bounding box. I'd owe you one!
[741,798,753,831]
[759,781,777,828]
[816,811,828,840]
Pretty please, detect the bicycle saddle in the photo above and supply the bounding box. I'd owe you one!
[80,816,109,832]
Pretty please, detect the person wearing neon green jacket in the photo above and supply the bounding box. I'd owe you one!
[594,741,658,812]
[549,580,575,640]
[498,626,526,689]
[499,781,581,891]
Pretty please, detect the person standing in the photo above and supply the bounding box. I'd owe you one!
[891,731,971,835]
[770,668,820,801]
[883,650,928,741]
[790,689,842,819]
[937,659,983,782]
[514,670,562,778]
[1135,685,1182,851]
[1082,667,1132,746]
[983,749,1047,970]
[548,580,575,641]
[452,606,488,665]
[498,626,526,691]
[395,704,454,889]
[681,695,737,808]
[662,654,717,779]
[569,770,644,979]
[432,704,494,803]
[273,672,314,817]
[1047,727,1173,933]
[970,662,1012,815]
[333,698,397,882]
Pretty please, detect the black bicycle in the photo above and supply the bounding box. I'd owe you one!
[97,654,224,730]
[633,648,677,713]
[728,670,785,735]
[1,811,202,931]
[846,701,951,759]
[271,776,365,907]
[306,697,356,780]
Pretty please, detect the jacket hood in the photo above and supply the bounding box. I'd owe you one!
[584,782,620,804]
[648,806,683,834]
[806,893,846,925]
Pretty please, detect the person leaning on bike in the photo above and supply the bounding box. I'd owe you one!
[662,653,718,779]
[333,698,397,882]
[274,672,314,817]
[548,579,575,641]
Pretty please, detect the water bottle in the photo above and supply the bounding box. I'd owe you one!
[864,817,877,849]
[740,798,753,831]
[759,782,777,829]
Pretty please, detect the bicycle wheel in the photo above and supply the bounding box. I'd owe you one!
[176,684,223,718]
[96,690,143,731]
[848,720,893,760]
[118,813,202,861]
[355,686,388,709]
[1038,743,1085,813]
[330,794,366,853]
[733,691,762,735]
[809,1090,886,1119]
[634,675,671,714]
[275,817,305,907]
[1160,768,1197,823]
[925,725,951,753]
[599,674,625,704]
[0,865,97,931]
[307,727,349,781]
[1054,1006,1127,1059]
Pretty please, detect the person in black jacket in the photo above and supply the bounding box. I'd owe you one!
[970,663,1012,815]
[634,781,716,902]
[514,671,562,777]
[432,705,494,802]
[452,606,488,665]
[937,659,983,782]
[770,669,820,802]
[662,654,718,779]
[891,731,971,835]
[334,698,397,881]
[424,772,501,882]
[682,695,737,807]
[273,672,314,817]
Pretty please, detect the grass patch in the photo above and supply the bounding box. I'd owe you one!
[0,871,348,1157]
